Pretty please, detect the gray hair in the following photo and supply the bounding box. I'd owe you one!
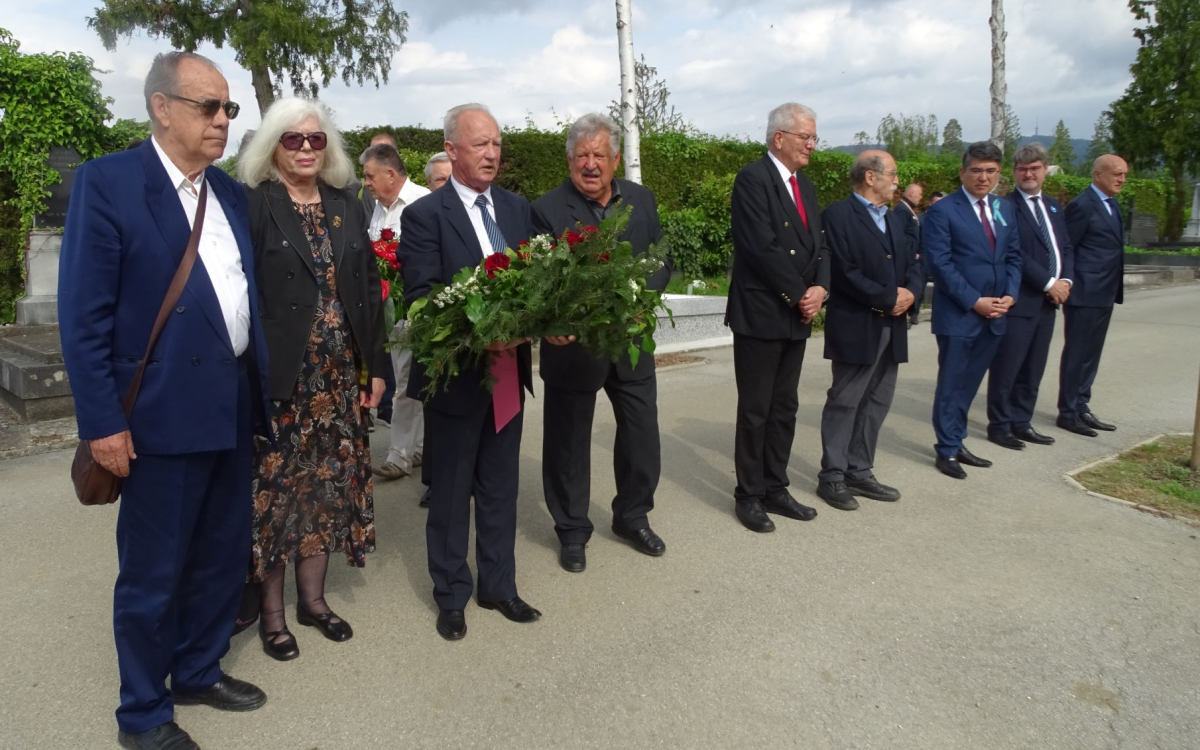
[424,151,450,183]
[962,140,1003,168]
[360,143,406,176]
[565,113,621,156]
[850,152,886,186]
[1013,141,1049,167]
[237,98,354,189]
[766,102,817,145]
[144,51,220,122]
[444,103,493,144]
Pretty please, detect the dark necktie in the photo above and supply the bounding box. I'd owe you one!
[788,175,810,230]
[976,199,996,252]
[1105,197,1123,234]
[1030,196,1057,277]
[474,194,508,255]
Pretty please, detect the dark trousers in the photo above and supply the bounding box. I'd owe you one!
[1058,305,1113,419]
[420,416,431,487]
[932,329,1002,457]
[114,365,252,734]
[425,404,522,610]
[542,373,661,544]
[987,305,1056,435]
[379,353,396,421]
[819,328,898,483]
[733,334,808,502]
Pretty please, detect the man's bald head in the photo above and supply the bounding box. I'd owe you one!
[1093,154,1128,197]
[903,182,923,205]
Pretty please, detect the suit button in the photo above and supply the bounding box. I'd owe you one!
[291,302,299,310]
[282,240,290,248]
[286,271,295,280]
[784,221,790,227]
[175,306,185,314]
[354,270,360,278]
[790,249,795,255]
[350,242,358,249]
[191,357,200,366]
[357,301,363,308]
[887,254,892,259]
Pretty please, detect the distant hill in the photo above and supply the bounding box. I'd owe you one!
[832,135,1093,167]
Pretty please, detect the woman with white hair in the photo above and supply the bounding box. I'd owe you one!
[238,98,386,660]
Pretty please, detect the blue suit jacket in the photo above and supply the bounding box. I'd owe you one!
[399,182,535,415]
[921,188,1022,337]
[1003,191,1075,318]
[58,139,272,454]
[1064,186,1124,308]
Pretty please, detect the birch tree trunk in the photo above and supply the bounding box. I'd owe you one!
[615,0,642,184]
[989,0,1007,152]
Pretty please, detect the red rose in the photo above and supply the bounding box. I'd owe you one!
[380,279,391,300]
[594,251,610,263]
[483,252,511,278]
[389,258,401,271]
[581,225,599,239]
[563,230,583,247]
[380,228,395,241]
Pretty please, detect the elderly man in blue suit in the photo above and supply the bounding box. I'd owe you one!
[921,141,1022,479]
[59,52,272,749]
[1056,154,1128,437]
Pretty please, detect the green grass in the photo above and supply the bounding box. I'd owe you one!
[1075,435,1200,521]
[665,275,730,296]
[1126,246,1200,257]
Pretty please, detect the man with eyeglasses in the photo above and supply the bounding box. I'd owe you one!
[726,102,830,532]
[921,141,1021,479]
[986,142,1074,450]
[1056,155,1129,437]
[59,51,271,749]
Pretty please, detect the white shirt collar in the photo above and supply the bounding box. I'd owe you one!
[767,151,795,185]
[450,174,493,209]
[398,175,430,204]
[960,185,994,206]
[150,135,205,193]
[1017,189,1043,201]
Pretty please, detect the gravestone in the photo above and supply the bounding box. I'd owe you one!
[33,147,80,228]
[1129,212,1158,247]
[1184,183,1200,241]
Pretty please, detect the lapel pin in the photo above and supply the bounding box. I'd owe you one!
[333,215,342,228]
[1050,205,1058,214]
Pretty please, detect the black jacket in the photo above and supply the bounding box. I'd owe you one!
[1003,191,1076,318]
[1064,186,1124,308]
[726,155,830,340]
[245,180,387,401]
[821,196,925,365]
[532,178,674,390]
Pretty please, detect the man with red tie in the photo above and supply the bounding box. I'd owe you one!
[726,102,830,532]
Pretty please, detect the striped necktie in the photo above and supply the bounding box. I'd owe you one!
[1030,196,1057,278]
[474,194,508,255]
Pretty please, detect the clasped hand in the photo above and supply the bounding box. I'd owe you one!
[1046,280,1071,305]
[973,296,1014,319]
[891,287,916,316]
[798,285,826,324]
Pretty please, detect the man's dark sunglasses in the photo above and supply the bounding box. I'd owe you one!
[279,131,329,151]
[167,94,240,120]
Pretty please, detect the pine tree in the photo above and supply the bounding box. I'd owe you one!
[1048,120,1076,172]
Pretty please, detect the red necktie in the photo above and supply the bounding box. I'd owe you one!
[788,175,810,230]
[491,350,520,432]
[977,199,996,252]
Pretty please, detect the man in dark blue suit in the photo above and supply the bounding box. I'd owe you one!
[921,141,1022,479]
[400,104,541,641]
[58,52,272,749]
[1057,155,1128,437]
[986,143,1075,449]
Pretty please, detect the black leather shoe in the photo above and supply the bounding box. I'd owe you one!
[817,481,859,510]
[612,525,666,556]
[1013,427,1055,445]
[173,675,266,712]
[1081,412,1116,431]
[560,543,586,572]
[478,596,541,623]
[1057,415,1098,437]
[419,486,431,508]
[956,448,992,467]
[735,500,775,532]
[117,722,200,750]
[297,606,353,642]
[987,432,1026,450]
[258,622,299,661]
[763,492,818,521]
[437,609,466,640]
[936,455,967,479]
[845,477,901,502]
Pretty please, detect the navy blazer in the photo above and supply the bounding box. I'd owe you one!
[58,139,272,453]
[1003,191,1075,318]
[822,196,925,365]
[399,182,535,415]
[1064,186,1125,308]
[921,188,1022,337]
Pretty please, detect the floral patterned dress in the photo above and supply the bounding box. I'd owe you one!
[251,201,376,581]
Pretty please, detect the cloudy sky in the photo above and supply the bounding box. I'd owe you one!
[4,0,1142,156]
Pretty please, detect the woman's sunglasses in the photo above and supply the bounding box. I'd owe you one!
[167,94,240,120]
[279,131,329,151]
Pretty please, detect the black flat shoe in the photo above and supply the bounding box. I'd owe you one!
[117,722,200,750]
[297,606,353,642]
[173,675,266,712]
[1013,427,1055,445]
[258,623,299,661]
[1057,415,1098,437]
[987,432,1026,450]
[936,455,967,479]
[817,481,859,510]
[612,525,666,556]
[1081,412,1116,431]
[763,491,818,521]
[735,500,775,532]
[956,448,992,467]
[845,477,901,501]
[560,543,586,572]
[478,596,542,623]
[419,486,431,508]
[437,609,466,640]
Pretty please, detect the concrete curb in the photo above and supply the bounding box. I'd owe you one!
[1064,432,1200,529]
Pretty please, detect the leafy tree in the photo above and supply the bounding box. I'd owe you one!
[608,55,684,134]
[1109,0,1200,239]
[853,131,871,147]
[1085,113,1113,164]
[875,112,938,161]
[88,0,409,115]
[1002,104,1021,165]
[103,118,152,152]
[941,118,964,157]
[1048,119,1076,171]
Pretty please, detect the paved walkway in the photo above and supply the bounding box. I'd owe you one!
[2,285,1199,750]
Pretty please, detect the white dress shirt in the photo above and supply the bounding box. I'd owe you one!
[1091,183,1116,214]
[962,186,998,237]
[1017,189,1071,290]
[151,136,250,356]
[368,176,431,241]
[450,175,500,256]
[768,151,798,206]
